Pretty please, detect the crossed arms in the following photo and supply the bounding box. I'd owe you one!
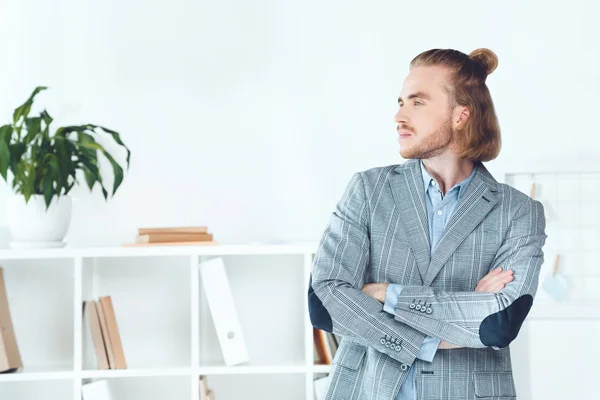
[308,172,547,365]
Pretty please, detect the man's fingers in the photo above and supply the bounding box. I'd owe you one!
[475,270,514,293]
[476,267,501,286]
[476,267,506,288]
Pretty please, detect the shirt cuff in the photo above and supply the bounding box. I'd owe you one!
[417,336,441,362]
[383,284,404,314]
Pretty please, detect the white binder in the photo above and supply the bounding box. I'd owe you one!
[199,257,249,366]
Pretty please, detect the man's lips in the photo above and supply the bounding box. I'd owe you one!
[397,129,413,137]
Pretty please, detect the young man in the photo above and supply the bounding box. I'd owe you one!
[308,48,547,400]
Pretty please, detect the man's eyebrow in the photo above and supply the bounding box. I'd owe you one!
[398,92,431,103]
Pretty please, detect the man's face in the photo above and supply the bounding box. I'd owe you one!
[394,65,456,159]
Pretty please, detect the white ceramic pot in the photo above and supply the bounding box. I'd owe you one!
[6,193,72,248]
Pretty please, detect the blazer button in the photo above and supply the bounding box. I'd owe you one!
[380,338,386,345]
[420,307,426,313]
[426,308,432,314]
[409,303,416,309]
[400,363,408,371]
[396,346,402,352]
[390,344,396,350]
[415,304,421,311]
[385,341,391,347]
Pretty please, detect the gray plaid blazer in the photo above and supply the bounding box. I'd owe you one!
[308,159,547,400]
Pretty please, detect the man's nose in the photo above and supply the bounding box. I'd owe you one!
[394,108,408,124]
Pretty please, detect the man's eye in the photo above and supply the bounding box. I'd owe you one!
[414,101,423,106]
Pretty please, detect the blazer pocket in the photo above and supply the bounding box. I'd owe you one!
[335,342,366,370]
[473,371,517,398]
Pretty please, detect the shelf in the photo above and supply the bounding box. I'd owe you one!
[0,366,74,382]
[198,365,307,375]
[0,242,319,260]
[312,365,332,374]
[0,247,320,400]
[81,367,192,379]
[81,257,192,370]
[201,373,306,400]
[0,379,73,399]
[81,375,191,399]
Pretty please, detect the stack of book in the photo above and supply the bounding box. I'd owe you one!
[313,328,341,365]
[123,226,218,247]
[82,296,127,369]
[0,267,23,373]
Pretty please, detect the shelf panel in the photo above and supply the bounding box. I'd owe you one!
[312,365,331,374]
[0,243,318,260]
[81,368,192,379]
[0,366,74,382]
[197,365,307,375]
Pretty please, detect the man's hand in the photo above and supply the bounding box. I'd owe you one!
[439,266,514,349]
[361,282,389,303]
[362,268,514,349]
[475,266,513,293]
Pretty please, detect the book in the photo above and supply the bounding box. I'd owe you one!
[99,296,127,369]
[135,232,214,244]
[0,267,23,373]
[95,301,115,369]
[138,226,208,235]
[83,301,110,370]
[313,328,329,365]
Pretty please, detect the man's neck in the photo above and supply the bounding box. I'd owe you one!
[421,155,476,196]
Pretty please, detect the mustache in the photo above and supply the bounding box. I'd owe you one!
[397,125,415,133]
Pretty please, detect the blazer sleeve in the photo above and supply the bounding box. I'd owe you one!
[390,197,547,349]
[308,172,428,366]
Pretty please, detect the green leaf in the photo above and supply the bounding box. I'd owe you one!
[13,86,48,125]
[0,140,10,180]
[76,141,104,152]
[76,143,109,199]
[86,124,131,169]
[101,150,124,196]
[9,142,26,173]
[0,125,12,180]
[42,173,53,209]
[24,116,42,143]
[81,164,97,191]
[0,124,13,143]
[40,109,53,127]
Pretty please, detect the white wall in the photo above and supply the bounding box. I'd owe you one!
[2,0,598,247]
[1,1,599,398]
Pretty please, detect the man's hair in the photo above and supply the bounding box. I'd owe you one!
[410,48,501,162]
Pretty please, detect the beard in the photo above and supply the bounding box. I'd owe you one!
[399,115,454,160]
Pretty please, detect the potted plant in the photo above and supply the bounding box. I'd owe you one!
[0,86,131,248]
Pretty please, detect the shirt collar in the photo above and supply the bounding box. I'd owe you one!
[420,159,478,200]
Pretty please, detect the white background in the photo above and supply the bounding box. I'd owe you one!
[1,1,599,399]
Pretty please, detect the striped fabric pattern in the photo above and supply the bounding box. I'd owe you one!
[309,158,547,400]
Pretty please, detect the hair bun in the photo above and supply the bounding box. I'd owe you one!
[468,48,498,76]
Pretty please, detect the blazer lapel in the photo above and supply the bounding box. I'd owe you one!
[389,160,430,283]
[423,163,499,286]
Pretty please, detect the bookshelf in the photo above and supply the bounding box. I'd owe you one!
[0,243,331,400]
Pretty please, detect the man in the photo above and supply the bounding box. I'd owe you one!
[308,48,547,400]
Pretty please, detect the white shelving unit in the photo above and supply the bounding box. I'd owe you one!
[0,243,331,400]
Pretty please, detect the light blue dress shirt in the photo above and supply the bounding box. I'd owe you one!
[383,159,478,400]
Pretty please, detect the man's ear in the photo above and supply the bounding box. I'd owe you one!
[454,106,470,130]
